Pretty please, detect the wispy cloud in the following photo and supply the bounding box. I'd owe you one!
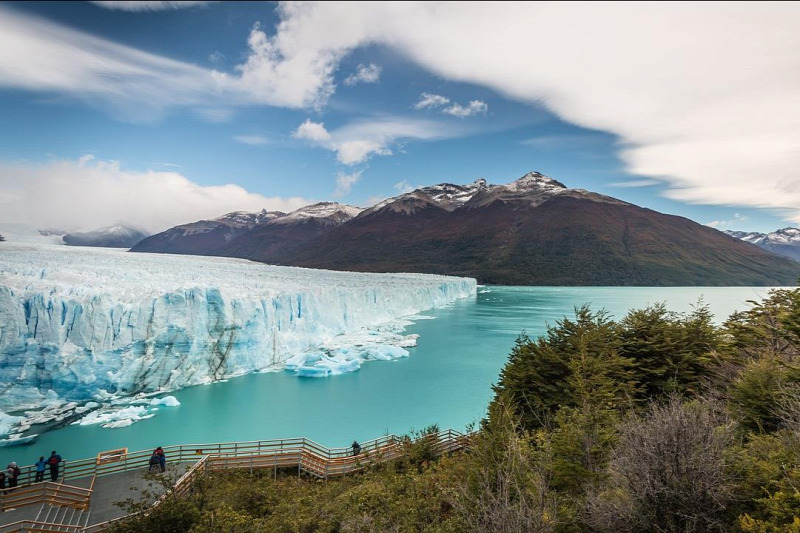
[344,63,381,86]
[394,180,415,193]
[443,100,488,118]
[414,92,450,109]
[292,116,472,165]
[208,51,226,65]
[333,170,362,197]
[233,134,271,146]
[415,92,487,118]
[0,4,353,120]
[521,133,609,150]
[607,179,661,188]
[0,156,309,232]
[705,213,748,229]
[91,1,215,11]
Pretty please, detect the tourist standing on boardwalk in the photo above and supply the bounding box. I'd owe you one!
[352,440,361,456]
[148,451,161,473]
[48,451,62,481]
[0,469,5,490]
[6,462,20,488]
[155,446,166,472]
[35,456,47,482]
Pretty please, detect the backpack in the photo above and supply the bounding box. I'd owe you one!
[13,466,20,477]
[48,456,59,466]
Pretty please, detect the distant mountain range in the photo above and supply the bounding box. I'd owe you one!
[724,228,800,262]
[37,225,150,248]
[131,172,800,286]
[63,225,149,248]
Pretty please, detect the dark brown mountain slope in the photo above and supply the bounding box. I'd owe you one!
[130,172,800,286]
[278,193,799,285]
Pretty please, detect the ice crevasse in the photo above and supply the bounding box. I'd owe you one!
[0,243,477,416]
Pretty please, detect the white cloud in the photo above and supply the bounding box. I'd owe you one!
[335,140,391,165]
[0,4,352,119]
[344,63,382,86]
[91,1,214,11]
[292,119,333,144]
[414,92,450,109]
[443,99,488,118]
[0,156,309,233]
[234,134,271,146]
[415,93,487,118]
[0,5,231,121]
[292,116,470,165]
[246,2,800,223]
[333,170,362,197]
[705,213,748,229]
[393,180,415,193]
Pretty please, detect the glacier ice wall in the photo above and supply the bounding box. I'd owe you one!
[0,242,476,413]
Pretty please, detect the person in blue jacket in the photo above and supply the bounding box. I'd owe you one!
[35,456,47,482]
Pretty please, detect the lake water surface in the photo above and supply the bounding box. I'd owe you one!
[0,286,779,467]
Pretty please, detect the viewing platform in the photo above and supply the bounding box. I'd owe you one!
[0,429,470,532]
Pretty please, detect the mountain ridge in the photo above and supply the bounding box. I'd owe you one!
[131,172,800,286]
[725,227,800,262]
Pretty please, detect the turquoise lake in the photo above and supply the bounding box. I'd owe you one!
[0,285,780,467]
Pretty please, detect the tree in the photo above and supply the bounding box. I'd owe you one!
[619,302,718,400]
[491,305,633,432]
[453,398,559,533]
[725,289,800,362]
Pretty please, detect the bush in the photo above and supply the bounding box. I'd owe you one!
[585,397,734,533]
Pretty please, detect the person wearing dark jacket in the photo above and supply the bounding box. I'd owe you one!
[6,462,20,488]
[155,447,166,472]
[149,451,161,473]
[48,451,62,481]
[351,441,361,456]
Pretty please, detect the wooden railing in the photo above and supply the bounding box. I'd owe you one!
[2,429,472,533]
[0,520,83,533]
[0,482,92,512]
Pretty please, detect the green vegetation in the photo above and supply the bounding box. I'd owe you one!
[113,288,800,532]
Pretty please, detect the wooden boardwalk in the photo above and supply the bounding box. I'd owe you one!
[0,429,470,532]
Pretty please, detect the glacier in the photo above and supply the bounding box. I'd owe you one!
[0,238,476,436]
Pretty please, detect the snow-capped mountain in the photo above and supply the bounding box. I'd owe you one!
[725,228,800,262]
[214,209,285,228]
[365,179,490,215]
[131,171,800,285]
[221,202,363,262]
[131,209,285,255]
[271,202,363,225]
[62,224,150,248]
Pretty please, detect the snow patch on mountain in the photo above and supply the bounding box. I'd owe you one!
[726,228,800,246]
[273,202,363,225]
[503,171,567,193]
[725,227,800,262]
[214,209,285,227]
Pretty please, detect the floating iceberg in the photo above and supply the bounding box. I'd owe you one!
[0,239,476,434]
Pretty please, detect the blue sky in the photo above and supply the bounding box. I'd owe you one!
[1,1,799,233]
